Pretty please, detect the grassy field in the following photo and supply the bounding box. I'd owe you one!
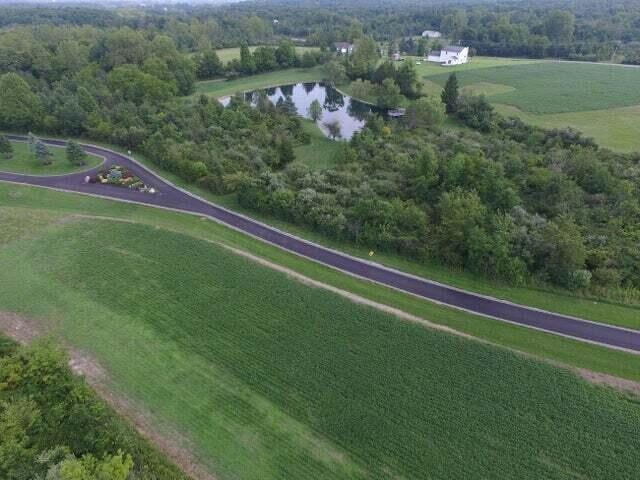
[5,131,639,331]
[195,66,325,98]
[0,204,638,479]
[495,103,640,152]
[1,184,640,385]
[0,141,102,174]
[414,55,543,77]
[426,62,640,114]
[420,58,640,151]
[214,45,319,64]
[295,119,343,169]
[107,142,640,331]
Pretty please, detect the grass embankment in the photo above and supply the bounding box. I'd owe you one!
[1,184,639,384]
[4,132,638,330]
[195,66,326,98]
[421,58,640,152]
[214,45,320,64]
[295,119,342,169]
[0,141,102,175]
[100,144,640,331]
[0,202,638,480]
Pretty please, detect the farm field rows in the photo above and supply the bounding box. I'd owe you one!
[1,183,640,377]
[0,203,639,480]
[0,140,102,175]
[421,58,640,151]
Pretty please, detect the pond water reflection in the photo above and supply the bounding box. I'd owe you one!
[222,82,383,140]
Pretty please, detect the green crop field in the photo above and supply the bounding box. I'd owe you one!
[215,45,320,64]
[0,206,638,480]
[195,66,326,98]
[426,62,640,114]
[0,141,102,175]
[421,58,640,152]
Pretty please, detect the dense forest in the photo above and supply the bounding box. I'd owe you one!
[0,3,638,301]
[3,0,640,62]
[0,338,187,479]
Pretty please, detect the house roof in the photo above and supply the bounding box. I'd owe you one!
[444,45,467,53]
[334,42,353,49]
[429,50,442,56]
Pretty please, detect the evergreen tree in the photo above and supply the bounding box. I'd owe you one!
[0,135,12,159]
[66,140,87,166]
[35,140,52,165]
[441,73,459,114]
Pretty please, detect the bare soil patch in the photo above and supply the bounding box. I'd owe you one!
[575,368,640,397]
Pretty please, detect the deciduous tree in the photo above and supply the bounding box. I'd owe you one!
[307,99,323,122]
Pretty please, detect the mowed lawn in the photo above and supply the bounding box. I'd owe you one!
[422,59,640,151]
[0,141,102,175]
[426,61,640,113]
[295,119,343,169]
[195,66,326,98]
[0,212,638,480]
[215,45,320,64]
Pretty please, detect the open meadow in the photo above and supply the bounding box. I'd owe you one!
[420,58,640,151]
[0,194,639,480]
[214,45,320,64]
[195,66,326,98]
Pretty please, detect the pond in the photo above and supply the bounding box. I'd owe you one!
[221,82,384,140]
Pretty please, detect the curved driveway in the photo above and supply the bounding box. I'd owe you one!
[2,136,640,354]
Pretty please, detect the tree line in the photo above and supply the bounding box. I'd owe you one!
[237,75,640,299]
[0,339,187,479]
[194,41,330,80]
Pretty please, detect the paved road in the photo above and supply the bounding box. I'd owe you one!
[2,136,640,354]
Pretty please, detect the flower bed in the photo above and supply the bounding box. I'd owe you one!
[90,165,156,193]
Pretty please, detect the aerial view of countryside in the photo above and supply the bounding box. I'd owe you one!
[0,0,639,479]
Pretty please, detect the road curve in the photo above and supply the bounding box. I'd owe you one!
[2,136,640,354]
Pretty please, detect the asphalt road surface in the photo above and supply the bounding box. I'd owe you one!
[2,136,639,354]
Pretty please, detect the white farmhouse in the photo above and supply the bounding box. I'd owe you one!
[421,30,442,38]
[427,46,469,66]
[334,42,354,55]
